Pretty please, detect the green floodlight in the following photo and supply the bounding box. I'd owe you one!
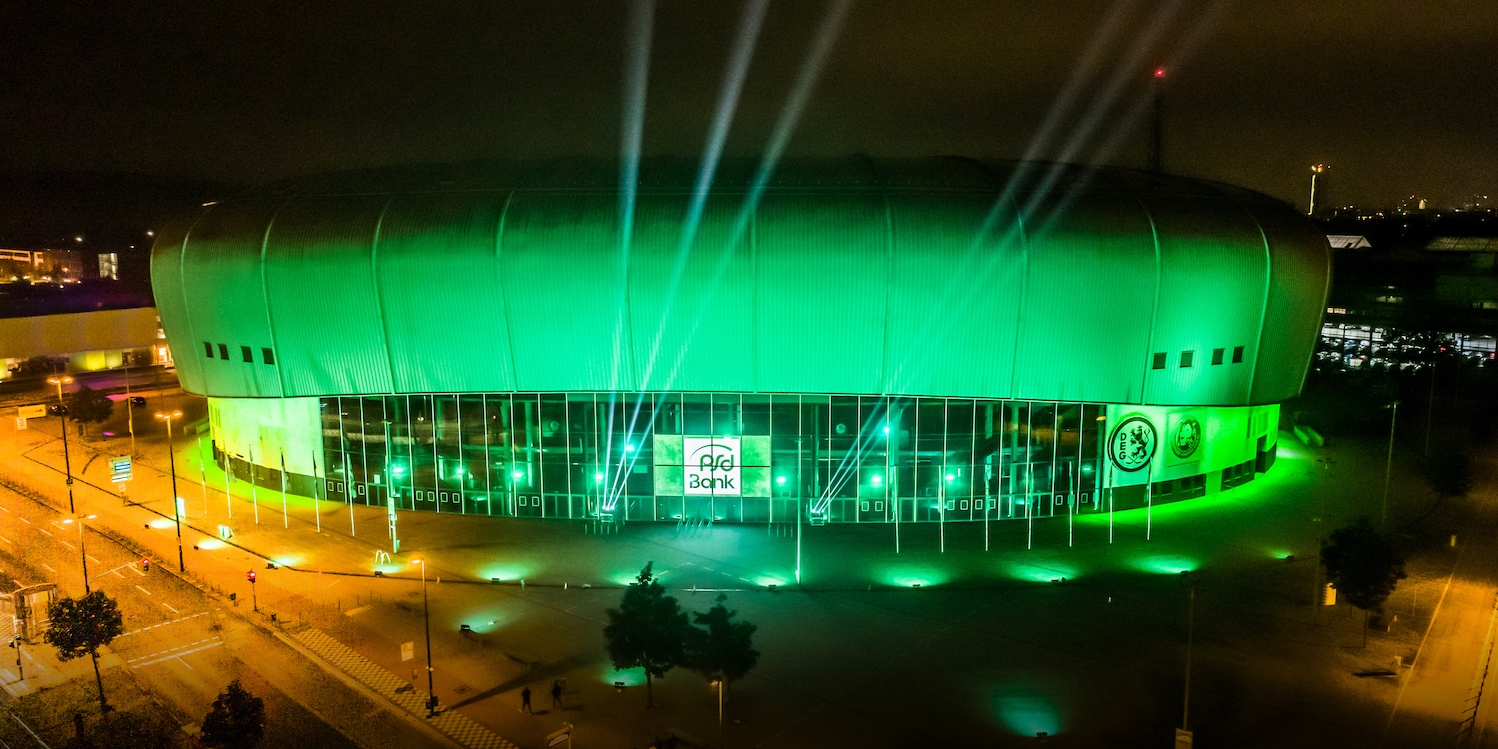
[512,470,523,480]
[776,475,787,486]
[594,472,605,482]
[392,464,406,476]
[944,473,955,482]
[624,443,636,452]
[870,474,883,487]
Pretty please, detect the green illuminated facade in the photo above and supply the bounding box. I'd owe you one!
[153,158,1329,525]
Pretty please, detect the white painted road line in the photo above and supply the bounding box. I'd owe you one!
[86,554,100,563]
[0,536,10,544]
[40,563,54,573]
[0,504,9,512]
[135,584,152,596]
[17,516,28,524]
[175,657,194,670]
[161,602,179,614]
[129,639,223,668]
[111,569,125,578]
[60,540,74,549]
[36,527,49,536]
[130,565,147,577]
[119,611,211,638]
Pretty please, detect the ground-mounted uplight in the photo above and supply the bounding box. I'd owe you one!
[604,666,645,688]
[148,518,175,530]
[993,691,1062,737]
[1132,555,1199,576]
[196,538,225,550]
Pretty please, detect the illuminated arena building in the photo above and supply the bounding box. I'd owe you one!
[150,158,1329,527]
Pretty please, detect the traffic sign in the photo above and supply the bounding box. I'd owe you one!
[110,456,132,483]
[401,641,414,662]
[17,405,45,419]
[546,724,573,747]
[14,417,25,431]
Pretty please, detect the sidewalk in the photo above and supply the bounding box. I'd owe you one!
[1,414,524,749]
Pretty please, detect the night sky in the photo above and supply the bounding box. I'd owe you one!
[1,0,1494,211]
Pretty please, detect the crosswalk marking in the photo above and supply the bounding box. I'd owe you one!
[135,584,152,596]
[120,611,211,638]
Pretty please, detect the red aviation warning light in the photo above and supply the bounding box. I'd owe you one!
[1154,67,1165,78]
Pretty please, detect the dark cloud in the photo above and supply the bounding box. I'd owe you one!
[1,0,1493,209]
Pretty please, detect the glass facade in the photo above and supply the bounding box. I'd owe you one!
[313,392,1119,525]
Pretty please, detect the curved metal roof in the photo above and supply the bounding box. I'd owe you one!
[151,157,1329,406]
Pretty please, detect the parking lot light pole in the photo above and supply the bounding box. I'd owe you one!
[60,514,98,593]
[156,411,186,572]
[412,557,438,716]
[47,376,76,513]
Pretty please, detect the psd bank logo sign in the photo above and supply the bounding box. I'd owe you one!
[684,437,740,496]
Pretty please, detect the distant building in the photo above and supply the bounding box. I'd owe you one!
[0,307,170,381]
[0,248,106,284]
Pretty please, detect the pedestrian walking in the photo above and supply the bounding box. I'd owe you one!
[521,686,532,714]
[551,679,564,708]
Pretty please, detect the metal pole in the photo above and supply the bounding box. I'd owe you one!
[279,450,289,529]
[1382,401,1399,527]
[53,379,77,514]
[223,450,232,519]
[717,679,724,749]
[1425,360,1435,457]
[312,450,322,533]
[126,368,136,460]
[78,520,91,594]
[197,434,208,515]
[1182,584,1195,731]
[421,560,437,716]
[248,445,260,524]
[166,417,185,573]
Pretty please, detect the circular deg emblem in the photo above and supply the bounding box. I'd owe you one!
[1170,416,1203,459]
[1108,415,1158,472]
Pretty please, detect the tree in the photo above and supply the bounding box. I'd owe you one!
[65,385,113,435]
[686,594,759,700]
[202,680,265,749]
[603,562,690,707]
[45,591,125,714]
[1321,517,1407,646]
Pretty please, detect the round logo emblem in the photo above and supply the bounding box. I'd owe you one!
[1170,416,1202,459]
[1108,415,1157,472]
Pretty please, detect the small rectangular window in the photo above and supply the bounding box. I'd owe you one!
[204,342,214,358]
[241,345,253,363]
[217,343,229,359]
[860,501,869,512]
[1180,351,1194,368]
[1152,352,1167,370]
[261,348,275,365]
[1232,345,1245,363]
[1212,348,1225,365]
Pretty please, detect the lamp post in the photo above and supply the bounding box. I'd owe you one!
[1382,401,1399,528]
[47,376,76,513]
[60,514,99,594]
[1314,457,1336,618]
[156,411,186,573]
[412,557,438,716]
[1308,163,1328,216]
[711,678,724,749]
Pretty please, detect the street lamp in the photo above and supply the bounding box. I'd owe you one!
[156,411,187,573]
[1308,163,1328,216]
[46,376,76,513]
[59,514,99,594]
[711,679,724,749]
[1382,400,1399,527]
[411,557,438,716]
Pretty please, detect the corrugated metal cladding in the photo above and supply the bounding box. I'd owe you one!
[152,157,1329,406]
